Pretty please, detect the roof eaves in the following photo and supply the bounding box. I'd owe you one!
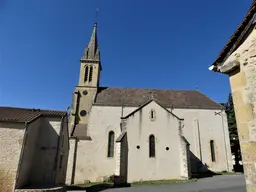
[212,2,256,67]
[93,103,222,110]
[154,100,183,120]
[121,99,154,119]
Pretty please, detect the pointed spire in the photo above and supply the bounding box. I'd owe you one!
[81,22,100,61]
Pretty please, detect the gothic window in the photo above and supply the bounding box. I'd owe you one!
[149,134,155,158]
[107,131,115,158]
[150,109,156,121]
[84,66,89,82]
[89,66,93,82]
[210,140,216,162]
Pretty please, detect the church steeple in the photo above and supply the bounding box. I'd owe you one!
[81,23,100,62]
[78,22,102,87]
[69,18,103,138]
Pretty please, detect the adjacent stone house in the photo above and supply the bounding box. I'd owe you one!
[208,1,256,191]
[0,107,69,192]
[65,22,233,185]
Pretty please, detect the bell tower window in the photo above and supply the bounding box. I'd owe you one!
[89,66,93,82]
[84,66,89,82]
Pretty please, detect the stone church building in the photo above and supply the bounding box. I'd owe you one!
[65,22,233,184]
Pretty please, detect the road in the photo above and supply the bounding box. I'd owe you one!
[68,175,246,192]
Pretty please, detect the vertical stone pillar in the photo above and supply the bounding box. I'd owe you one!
[115,142,121,176]
[230,69,256,192]
[65,138,76,185]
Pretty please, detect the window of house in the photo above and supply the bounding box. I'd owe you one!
[84,66,89,82]
[210,140,216,162]
[107,131,115,158]
[150,109,156,121]
[89,66,93,82]
[149,134,156,158]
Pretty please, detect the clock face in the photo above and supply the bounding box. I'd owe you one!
[83,90,88,95]
[80,110,87,117]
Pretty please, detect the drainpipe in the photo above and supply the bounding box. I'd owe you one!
[14,122,29,190]
[221,110,229,172]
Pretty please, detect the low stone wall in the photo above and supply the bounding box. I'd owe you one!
[15,186,66,192]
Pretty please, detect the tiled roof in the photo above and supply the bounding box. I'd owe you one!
[0,106,66,123]
[71,123,91,140]
[94,87,223,110]
[212,0,256,66]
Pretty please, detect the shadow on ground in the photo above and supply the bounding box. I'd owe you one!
[66,183,131,192]
[192,170,222,179]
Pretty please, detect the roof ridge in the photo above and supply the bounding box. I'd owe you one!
[0,106,66,112]
[99,86,199,92]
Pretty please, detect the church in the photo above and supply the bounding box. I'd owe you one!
[65,22,233,185]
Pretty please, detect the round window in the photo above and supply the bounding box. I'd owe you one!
[166,147,169,151]
[136,145,140,149]
[83,90,88,95]
[80,110,87,117]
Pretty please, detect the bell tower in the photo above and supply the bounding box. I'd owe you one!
[69,22,102,138]
[78,23,102,87]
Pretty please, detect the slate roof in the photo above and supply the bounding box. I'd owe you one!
[0,107,66,123]
[212,0,256,67]
[71,123,91,140]
[94,87,223,110]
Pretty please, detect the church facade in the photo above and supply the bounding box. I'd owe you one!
[65,23,233,184]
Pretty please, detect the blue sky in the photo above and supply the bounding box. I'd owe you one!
[0,0,252,110]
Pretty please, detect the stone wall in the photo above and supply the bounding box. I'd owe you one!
[16,119,41,188]
[218,26,256,191]
[67,102,232,183]
[0,122,25,192]
[55,116,69,185]
[70,106,134,184]
[180,136,190,179]
[124,101,183,182]
[172,108,233,173]
[65,138,76,185]
[29,117,63,186]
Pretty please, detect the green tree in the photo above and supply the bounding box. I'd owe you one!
[223,93,243,172]
[225,93,238,142]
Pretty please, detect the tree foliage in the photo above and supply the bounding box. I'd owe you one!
[225,93,238,143]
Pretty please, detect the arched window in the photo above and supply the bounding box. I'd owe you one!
[151,110,154,119]
[210,140,216,162]
[150,109,156,121]
[107,131,115,158]
[84,66,89,82]
[89,66,93,82]
[149,134,155,158]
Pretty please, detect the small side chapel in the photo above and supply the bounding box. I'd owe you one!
[65,22,233,185]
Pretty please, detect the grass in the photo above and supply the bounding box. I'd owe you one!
[75,178,197,187]
[75,182,112,187]
[215,171,243,175]
[131,179,197,186]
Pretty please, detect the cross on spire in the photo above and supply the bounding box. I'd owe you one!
[149,91,155,100]
[95,8,99,24]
